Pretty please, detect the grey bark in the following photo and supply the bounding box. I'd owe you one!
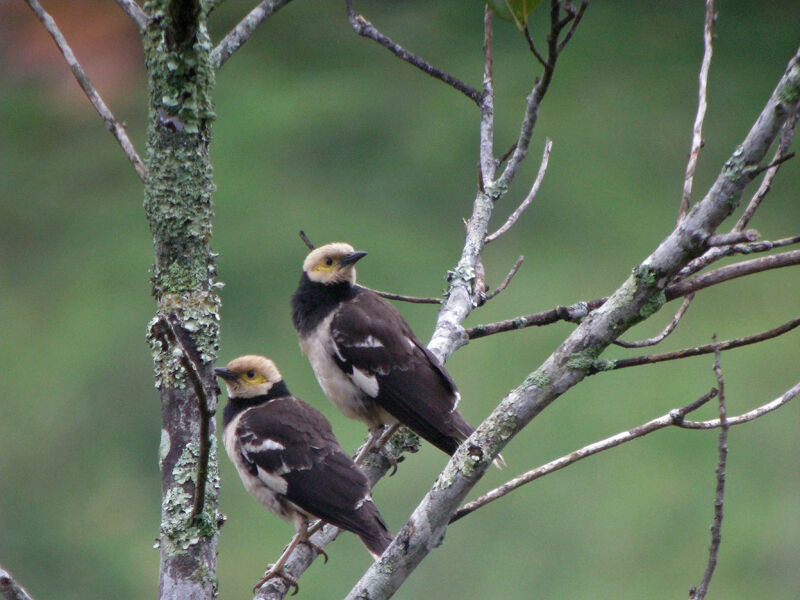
[141,1,222,599]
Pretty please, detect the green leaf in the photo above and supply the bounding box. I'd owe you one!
[486,0,543,30]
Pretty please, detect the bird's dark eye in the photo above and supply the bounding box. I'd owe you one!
[325,258,333,266]
[246,370,256,379]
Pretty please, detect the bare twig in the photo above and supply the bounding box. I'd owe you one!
[367,288,442,304]
[467,249,800,340]
[485,255,525,301]
[346,0,482,105]
[522,25,547,68]
[706,229,759,246]
[735,110,799,231]
[609,316,800,372]
[0,565,35,600]
[614,293,694,348]
[666,249,800,300]
[451,388,718,523]
[115,0,147,29]
[298,230,315,250]
[485,138,552,244]
[25,0,147,182]
[680,379,800,429]
[690,344,728,600]
[479,6,497,185]
[678,0,715,224]
[492,2,587,194]
[556,1,588,53]
[212,0,294,69]
[153,313,215,520]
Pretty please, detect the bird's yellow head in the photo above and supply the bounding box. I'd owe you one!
[215,355,283,399]
[302,242,367,285]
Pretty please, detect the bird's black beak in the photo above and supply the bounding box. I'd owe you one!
[214,367,238,381]
[339,251,367,267]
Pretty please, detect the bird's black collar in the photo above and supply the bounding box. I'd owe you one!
[222,380,291,427]
[291,272,359,335]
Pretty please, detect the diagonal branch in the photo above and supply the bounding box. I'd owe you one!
[678,0,715,223]
[467,249,800,340]
[613,293,694,348]
[485,138,552,243]
[451,388,718,523]
[115,0,148,29]
[345,0,482,104]
[608,316,800,372]
[0,565,35,600]
[484,255,525,302]
[479,5,497,185]
[212,0,295,69]
[25,0,147,182]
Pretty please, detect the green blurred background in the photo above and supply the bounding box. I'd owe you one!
[1,1,798,598]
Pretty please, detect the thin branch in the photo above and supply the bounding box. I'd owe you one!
[493,1,573,192]
[451,388,718,523]
[485,255,525,301]
[678,0,715,224]
[25,0,147,182]
[345,0,482,105]
[706,229,759,246]
[485,138,552,243]
[152,313,215,520]
[522,25,547,68]
[115,0,147,29]
[609,316,800,372]
[366,288,442,304]
[468,250,800,340]
[298,230,316,250]
[0,565,35,600]
[479,5,497,185]
[212,0,294,69]
[556,1,588,53]
[680,379,800,430]
[666,249,800,301]
[613,293,694,348]
[735,109,799,231]
[690,344,728,600]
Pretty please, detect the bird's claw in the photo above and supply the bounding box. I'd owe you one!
[253,565,299,595]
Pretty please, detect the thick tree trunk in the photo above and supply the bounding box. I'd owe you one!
[141,1,221,598]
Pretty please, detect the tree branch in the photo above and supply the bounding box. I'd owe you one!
[467,249,800,340]
[116,0,148,29]
[689,345,728,600]
[678,0,715,223]
[484,255,525,302]
[451,388,718,523]
[367,288,442,304]
[212,0,294,69]
[345,0,482,105]
[0,566,34,600]
[152,313,216,520]
[479,6,497,186]
[485,138,552,243]
[343,45,800,600]
[613,293,694,348]
[24,0,147,182]
[679,379,800,430]
[608,316,800,372]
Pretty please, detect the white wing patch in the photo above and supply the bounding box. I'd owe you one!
[247,438,286,452]
[256,465,289,494]
[351,367,379,398]
[352,335,384,348]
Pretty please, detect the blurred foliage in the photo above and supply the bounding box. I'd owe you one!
[1,1,798,599]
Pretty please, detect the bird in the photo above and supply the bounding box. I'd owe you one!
[291,242,503,466]
[215,354,393,589]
